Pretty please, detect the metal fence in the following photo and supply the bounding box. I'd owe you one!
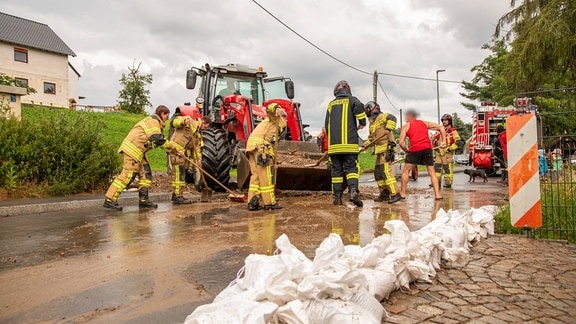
[533,134,576,243]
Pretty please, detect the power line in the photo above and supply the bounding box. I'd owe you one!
[377,71,462,84]
[377,80,400,113]
[250,0,464,84]
[250,0,371,76]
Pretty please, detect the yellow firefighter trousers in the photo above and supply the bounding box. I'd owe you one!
[247,152,276,206]
[375,153,398,194]
[170,154,189,196]
[434,151,454,185]
[105,153,153,201]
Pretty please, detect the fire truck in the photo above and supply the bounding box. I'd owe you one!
[469,98,538,175]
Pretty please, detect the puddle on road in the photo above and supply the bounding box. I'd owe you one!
[0,183,508,271]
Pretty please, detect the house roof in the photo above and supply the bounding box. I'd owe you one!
[68,62,81,77]
[0,12,76,56]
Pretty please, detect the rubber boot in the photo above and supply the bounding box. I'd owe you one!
[103,198,122,211]
[139,187,158,209]
[388,194,402,204]
[349,190,363,207]
[172,194,192,205]
[248,196,261,211]
[374,189,390,202]
[333,194,343,205]
[263,203,282,210]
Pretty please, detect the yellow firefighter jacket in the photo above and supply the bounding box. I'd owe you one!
[246,116,286,158]
[119,114,175,162]
[169,116,203,161]
[363,112,397,154]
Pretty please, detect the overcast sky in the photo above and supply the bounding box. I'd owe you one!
[2,0,511,134]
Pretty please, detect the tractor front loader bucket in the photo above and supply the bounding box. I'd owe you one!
[275,166,331,191]
[236,142,332,191]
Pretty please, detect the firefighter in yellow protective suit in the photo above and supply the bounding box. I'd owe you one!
[360,101,401,204]
[245,103,287,211]
[168,115,211,204]
[104,105,178,211]
[433,114,463,188]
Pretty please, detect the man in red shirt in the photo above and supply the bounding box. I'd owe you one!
[398,110,446,200]
[495,125,508,184]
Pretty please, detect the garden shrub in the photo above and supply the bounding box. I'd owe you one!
[0,111,121,196]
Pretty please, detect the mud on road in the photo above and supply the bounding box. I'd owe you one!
[0,173,508,323]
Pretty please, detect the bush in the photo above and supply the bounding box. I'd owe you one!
[494,204,523,235]
[0,111,121,196]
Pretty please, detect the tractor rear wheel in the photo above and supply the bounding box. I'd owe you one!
[201,128,231,192]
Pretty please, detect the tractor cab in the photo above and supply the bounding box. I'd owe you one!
[182,63,329,192]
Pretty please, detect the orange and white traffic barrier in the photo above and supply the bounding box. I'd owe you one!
[507,114,542,228]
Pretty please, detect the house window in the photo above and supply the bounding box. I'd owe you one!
[44,82,56,94]
[14,78,28,87]
[14,48,28,63]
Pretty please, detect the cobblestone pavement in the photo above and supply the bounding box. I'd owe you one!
[383,235,576,323]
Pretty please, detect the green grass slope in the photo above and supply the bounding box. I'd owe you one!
[22,106,168,171]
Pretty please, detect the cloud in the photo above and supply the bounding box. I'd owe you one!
[1,0,510,130]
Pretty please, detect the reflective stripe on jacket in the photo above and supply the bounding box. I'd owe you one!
[364,112,396,154]
[246,117,285,158]
[119,114,173,162]
[169,116,203,160]
[325,95,366,155]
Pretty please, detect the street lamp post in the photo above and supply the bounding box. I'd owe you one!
[436,69,445,124]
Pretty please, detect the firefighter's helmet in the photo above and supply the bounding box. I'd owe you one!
[333,80,351,96]
[364,101,381,118]
[266,103,280,115]
[441,113,453,125]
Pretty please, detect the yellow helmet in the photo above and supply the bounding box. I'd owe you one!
[266,103,280,115]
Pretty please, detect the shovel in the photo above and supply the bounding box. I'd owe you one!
[182,155,247,202]
[199,168,212,202]
[304,152,329,167]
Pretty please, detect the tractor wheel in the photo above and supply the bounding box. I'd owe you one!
[201,128,231,192]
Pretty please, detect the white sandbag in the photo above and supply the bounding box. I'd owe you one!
[360,243,380,268]
[313,233,344,272]
[275,299,310,324]
[383,220,412,254]
[184,295,277,324]
[356,266,397,300]
[297,269,368,300]
[213,282,244,303]
[370,234,392,258]
[276,234,313,277]
[442,247,469,267]
[304,289,384,324]
[405,260,433,283]
[471,208,496,237]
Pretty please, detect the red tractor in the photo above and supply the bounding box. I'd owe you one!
[178,63,329,191]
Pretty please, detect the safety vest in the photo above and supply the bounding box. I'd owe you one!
[119,114,172,162]
[325,96,366,154]
[246,117,285,158]
[364,113,395,154]
[169,116,203,160]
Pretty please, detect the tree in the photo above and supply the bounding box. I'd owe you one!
[117,62,152,114]
[496,0,576,91]
[460,40,516,110]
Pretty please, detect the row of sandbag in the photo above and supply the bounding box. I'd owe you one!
[184,206,497,324]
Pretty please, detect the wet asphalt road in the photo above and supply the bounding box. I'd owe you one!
[0,171,508,323]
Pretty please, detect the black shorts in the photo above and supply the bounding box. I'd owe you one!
[405,148,434,166]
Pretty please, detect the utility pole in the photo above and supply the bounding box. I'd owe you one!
[436,69,446,124]
[373,70,378,103]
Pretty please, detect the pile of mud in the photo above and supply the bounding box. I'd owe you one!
[276,151,328,169]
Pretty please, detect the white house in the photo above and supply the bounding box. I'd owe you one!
[0,12,79,108]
